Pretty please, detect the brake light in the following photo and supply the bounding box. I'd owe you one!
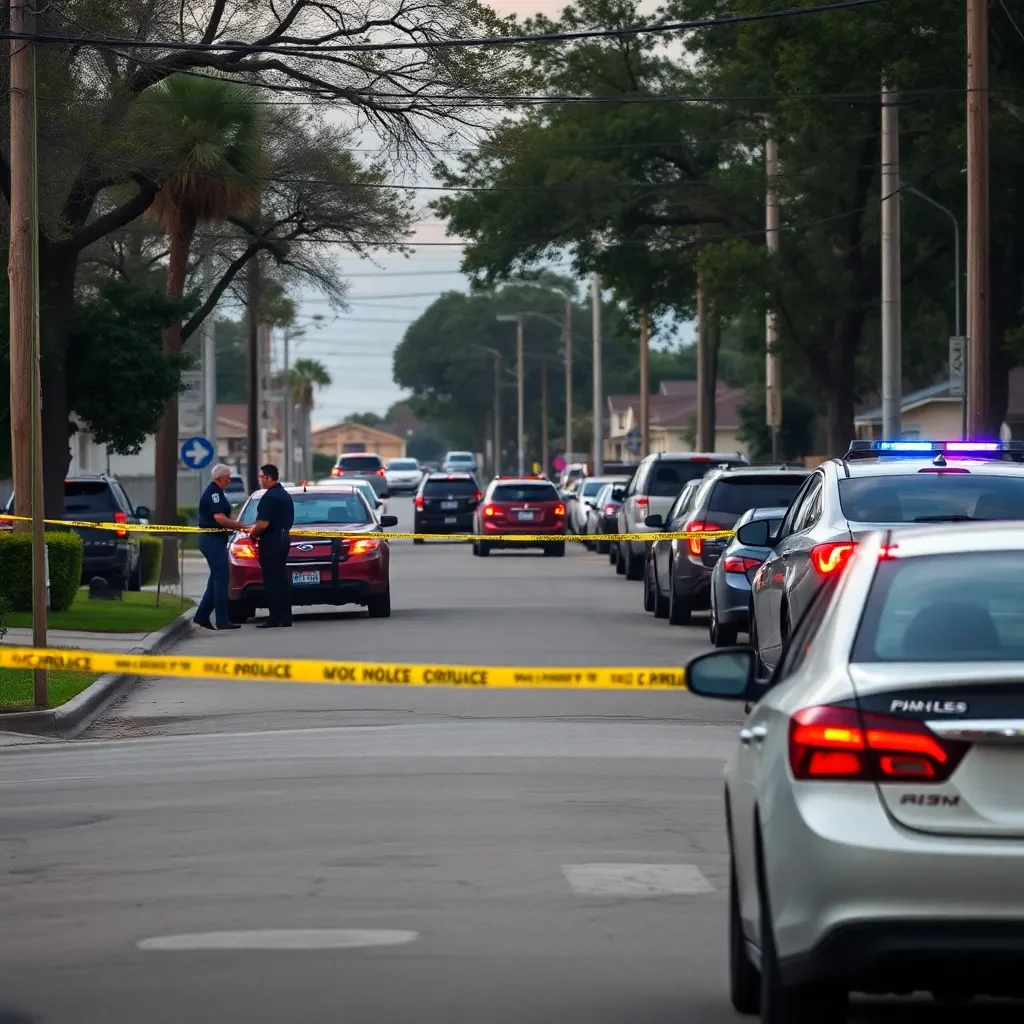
[723,554,762,573]
[788,706,968,782]
[603,504,617,515]
[415,495,424,510]
[811,541,856,575]
[349,537,381,556]
[331,467,342,477]
[377,467,386,476]
[230,539,257,560]
[684,520,721,556]
[474,491,482,502]
[635,496,649,508]
[114,510,127,537]
[554,503,566,517]
[483,504,498,517]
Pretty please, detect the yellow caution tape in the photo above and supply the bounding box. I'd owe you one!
[0,514,732,544]
[0,645,687,691]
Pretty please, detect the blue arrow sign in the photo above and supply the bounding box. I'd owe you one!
[180,436,215,471]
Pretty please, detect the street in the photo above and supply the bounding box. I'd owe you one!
[0,499,1016,1022]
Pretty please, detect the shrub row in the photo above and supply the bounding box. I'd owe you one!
[0,531,84,612]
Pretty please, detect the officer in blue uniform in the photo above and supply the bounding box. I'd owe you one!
[194,464,247,630]
[248,464,295,628]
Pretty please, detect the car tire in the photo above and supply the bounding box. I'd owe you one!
[478,542,491,557]
[749,606,770,683]
[615,542,626,575]
[711,602,739,647]
[758,837,847,1023]
[654,571,670,620]
[643,556,657,613]
[624,543,644,581]
[729,854,760,1015]
[471,541,480,556]
[667,563,691,626]
[127,556,142,592]
[367,586,391,619]
[543,542,566,558]
[596,538,609,555]
[228,600,253,623]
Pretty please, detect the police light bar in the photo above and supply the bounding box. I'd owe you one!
[845,439,1024,458]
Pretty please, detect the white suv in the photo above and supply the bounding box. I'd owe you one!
[442,450,478,474]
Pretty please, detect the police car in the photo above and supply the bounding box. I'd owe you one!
[744,440,1024,680]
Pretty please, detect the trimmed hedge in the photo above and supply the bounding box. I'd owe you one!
[0,531,84,612]
[139,537,162,586]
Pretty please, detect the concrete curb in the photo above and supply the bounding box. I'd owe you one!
[0,607,195,739]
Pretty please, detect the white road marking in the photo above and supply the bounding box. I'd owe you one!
[562,863,714,897]
[137,929,419,951]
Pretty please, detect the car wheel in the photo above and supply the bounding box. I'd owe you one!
[596,538,609,555]
[643,556,656,613]
[127,556,142,592]
[472,541,480,556]
[758,838,847,1023]
[615,542,626,575]
[654,568,670,619]
[543,542,566,558]
[228,600,253,624]
[711,602,739,647]
[478,542,491,557]
[667,563,691,626]
[624,543,644,581]
[367,586,391,619]
[729,854,760,1015]
[749,606,769,683]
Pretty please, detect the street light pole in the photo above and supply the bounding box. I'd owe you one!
[516,316,525,476]
[564,295,573,466]
[591,273,603,475]
[881,83,903,440]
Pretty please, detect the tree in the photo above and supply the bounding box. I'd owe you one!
[348,412,384,427]
[290,358,332,480]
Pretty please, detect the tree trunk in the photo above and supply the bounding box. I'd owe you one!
[989,237,1023,435]
[824,313,862,456]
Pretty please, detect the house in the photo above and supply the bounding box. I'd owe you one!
[854,382,967,441]
[603,380,749,464]
[311,420,407,461]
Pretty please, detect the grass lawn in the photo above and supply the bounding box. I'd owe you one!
[6,589,194,634]
[0,668,99,710]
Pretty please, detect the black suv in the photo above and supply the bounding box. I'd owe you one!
[413,472,481,541]
[3,474,149,590]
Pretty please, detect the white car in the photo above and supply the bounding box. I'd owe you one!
[685,523,1024,1022]
[384,458,423,494]
[442,450,478,474]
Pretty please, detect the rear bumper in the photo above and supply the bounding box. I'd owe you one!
[229,560,387,607]
[81,543,133,579]
[415,513,474,533]
[713,570,752,625]
[480,525,564,550]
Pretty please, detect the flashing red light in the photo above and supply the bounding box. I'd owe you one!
[114,510,128,537]
[723,554,762,574]
[811,541,856,575]
[684,520,721,557]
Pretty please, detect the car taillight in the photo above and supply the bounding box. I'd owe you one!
[811,541,857,575]
[723,554,762,573]
[483,505,499,517]
[230,539,257,560]
[474,491,482,502]
[788,706,968,783]
[377,467,386,476]
[414,495,424,510]
[635,496,649,508]
[114,511,127,537]
[554,503,566,517]
[349,537,381,556]
[331,467,342,477]
[684,520,721,556]
[603,504,617,515]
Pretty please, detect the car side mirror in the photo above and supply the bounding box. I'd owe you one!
[134,505,151,519]
[380,515,399,528]
[736,520,774,547]
[685,649,758,702]
[644,514,664,528]
[611,488,626,502]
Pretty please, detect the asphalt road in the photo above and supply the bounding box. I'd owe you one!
[0,498,1016,1023]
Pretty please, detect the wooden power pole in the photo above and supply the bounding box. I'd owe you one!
[639,309,650,457]
[881,83,903,440]
[765,135,782,460]
[541,357,549,476]
[696,269,716,452]
[246,255,261,492]
[966,0,989,437]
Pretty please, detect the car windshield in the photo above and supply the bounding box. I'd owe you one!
[388,460,418,470]
[853,551,1024,662]
[63,481,115,514]
[337,456,380,472]
[708,476,807,516]
[240,492,373,526]
[491,483,559,502]
[425,479,478,496]
[838,474,1024,523]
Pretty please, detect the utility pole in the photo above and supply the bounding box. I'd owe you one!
[246,255,261,492]
[881,83,903,440]
[765,135,782,461]
[541,358,549,476]
[516,316,525,476]
[591,272,603,475]
[202,253,217,452]
[966,0,989,437]
[494,353,502,476]
[282,327,292,480]
[259,324,272,466]
[563,295,573,465]
[9,0,47,703]
[639,308,650,457]
[696,269,715,452]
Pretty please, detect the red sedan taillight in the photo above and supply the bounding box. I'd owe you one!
[229,538,258,562]
[788,706,968,783]
[483,504,499,518]
[349,537,380,556]
[114,510,128,537]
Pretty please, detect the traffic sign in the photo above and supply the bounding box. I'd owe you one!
[180,436,215,471]
[626,427,642,453]
[949,336,965,397]
[178,370,204,435]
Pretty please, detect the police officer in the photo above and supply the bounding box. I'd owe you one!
[248,463,295,629]
[194,464,247,630]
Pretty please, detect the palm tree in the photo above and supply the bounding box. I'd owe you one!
[146,74,264,580]
[289,358,332,480]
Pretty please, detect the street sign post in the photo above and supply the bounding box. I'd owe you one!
[180,436,215,471]
[949,336,965,397]
[625,427,642,454]
[178,369,205,437]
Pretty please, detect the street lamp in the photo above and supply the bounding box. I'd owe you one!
[496,314,525,476]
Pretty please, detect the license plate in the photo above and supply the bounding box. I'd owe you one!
[445,516,457,524]
[292,570,320,585]
[441,501,458,510]
[517,510,535,521]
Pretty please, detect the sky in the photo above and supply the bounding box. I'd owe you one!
[276,0,673,429]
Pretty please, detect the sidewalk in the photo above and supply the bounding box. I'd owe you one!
[3,626,178,653]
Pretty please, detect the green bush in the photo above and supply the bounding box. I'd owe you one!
[0,592,10,641]
[139,537,162,586]
[0,531,84,612]
[178,506,198,525]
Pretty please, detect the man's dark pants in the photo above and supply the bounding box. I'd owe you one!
[258,533,292,625]
[196,535,230,627]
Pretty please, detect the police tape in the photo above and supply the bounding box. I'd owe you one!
[0,645,688,691]
[0,514,733,544]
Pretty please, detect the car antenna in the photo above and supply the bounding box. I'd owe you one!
[932,452,947,468]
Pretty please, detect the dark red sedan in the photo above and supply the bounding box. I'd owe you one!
[472,477,566,557]
[227,486,398,621]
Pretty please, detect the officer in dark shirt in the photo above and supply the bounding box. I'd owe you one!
[248,464,295,628]
[194,464,247,630]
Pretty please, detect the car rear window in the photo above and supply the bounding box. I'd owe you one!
[838,474,1024,523]
[388,460,418,470]
[647,460,736,497]
[447,453,474,462]
[491,483,559,502]
[852,552,1024,662]
[240,492,372,526]
[708,476,807,516]
[424,479,478,496]
[63,481,116,514]
[581,480,606,497]
[337,455,381,472]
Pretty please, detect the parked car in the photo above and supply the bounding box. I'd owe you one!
[2,474,149,590]
[330,452,389,498]
[616,452,748,580]
[384,457,423,494]
[568,475,628,535]
[472,477,566,557]
[413,472,481,540]
[707,505,787,647]
[227,485,398,621]
[442,450,478,474]
[644,465,808,625]
[316,477,387,517]
[223,474,247,509]
[585,481,628,554]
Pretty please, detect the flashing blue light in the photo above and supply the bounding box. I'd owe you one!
[873,441,932,452]
[850,439,1024,457]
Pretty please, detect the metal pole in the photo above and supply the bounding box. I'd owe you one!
[541,358,548,476]
[966,0,989,438]
[881,83,902,440]
[765,136,782,460]
[591,272,603,475]
[246,256,260,491]
[516,316,525,476]
[564,296,573,465]
[640,309,650,457]
[282,327,291,480]
[202,254,217,451]
[494,354,502,477]
[696,269,713,452]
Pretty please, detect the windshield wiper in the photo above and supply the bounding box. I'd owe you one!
[912,514,981,522]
